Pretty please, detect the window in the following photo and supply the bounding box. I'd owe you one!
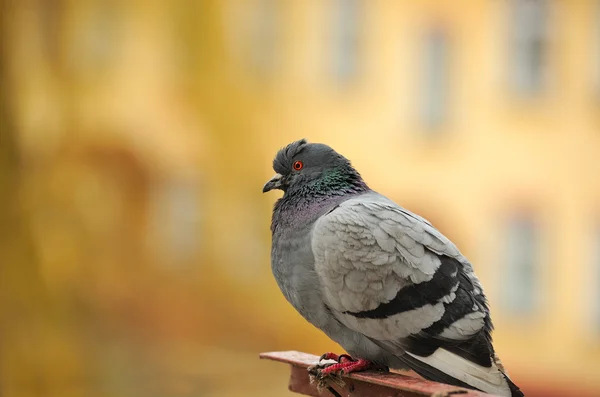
[249,0,280,76]
[64,1,122,75]
[38,0,62,65]
[331,0,361,82]
[226,0,280,78]
[592,227,600,329]
[595,1,600,92]
[148,180,201,266]
[170,0,203,73]
[420,28,450,127]
[510,0,549,94]
[501,215,539,313]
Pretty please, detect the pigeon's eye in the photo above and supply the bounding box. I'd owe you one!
[293,161,304,171]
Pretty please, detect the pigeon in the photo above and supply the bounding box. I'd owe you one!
[263,139,524,397]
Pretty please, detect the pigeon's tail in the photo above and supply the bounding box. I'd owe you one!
[505,376,525,397]
[400,349,524,397]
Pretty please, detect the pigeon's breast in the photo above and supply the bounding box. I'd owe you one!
[270,204,339,327]
[271,224,317,307]
[270,194,356,326]
[270,196,342,278]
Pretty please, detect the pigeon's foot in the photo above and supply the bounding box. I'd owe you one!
[311,353,386,377]
[321,357,371,375]
[308,353,388,391]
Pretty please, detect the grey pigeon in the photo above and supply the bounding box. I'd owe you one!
[263,139,524,397]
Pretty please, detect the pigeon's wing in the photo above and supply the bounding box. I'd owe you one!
[311,194,521,397]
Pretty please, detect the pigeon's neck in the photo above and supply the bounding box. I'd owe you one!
[289,165,369,199]
[270,194,345,234]
[271,167,369,234]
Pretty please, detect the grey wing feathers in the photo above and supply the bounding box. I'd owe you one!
[311,192,488,345]
[310,193,520,396]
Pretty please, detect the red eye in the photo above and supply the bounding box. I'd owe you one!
[293,161,304,171]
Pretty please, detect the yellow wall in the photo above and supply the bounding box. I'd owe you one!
[2,1,600,396]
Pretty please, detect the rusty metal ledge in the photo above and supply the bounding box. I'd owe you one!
[260,351,498,397]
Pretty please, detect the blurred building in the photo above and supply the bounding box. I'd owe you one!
[3,1,600,397]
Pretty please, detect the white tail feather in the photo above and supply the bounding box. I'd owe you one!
[406,349,511,396]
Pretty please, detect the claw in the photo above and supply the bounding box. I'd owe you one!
[319,352,355,364]
[337,354,354,363]
[319,352,341,362]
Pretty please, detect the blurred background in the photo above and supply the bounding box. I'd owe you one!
[1,0,600,396]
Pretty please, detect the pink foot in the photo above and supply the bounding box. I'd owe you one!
[310,352,387,381]
[319,358,371,375]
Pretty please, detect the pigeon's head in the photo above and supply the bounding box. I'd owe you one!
[263,139,368,195]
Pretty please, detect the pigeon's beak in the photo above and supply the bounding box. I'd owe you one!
[263,173,284,193]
